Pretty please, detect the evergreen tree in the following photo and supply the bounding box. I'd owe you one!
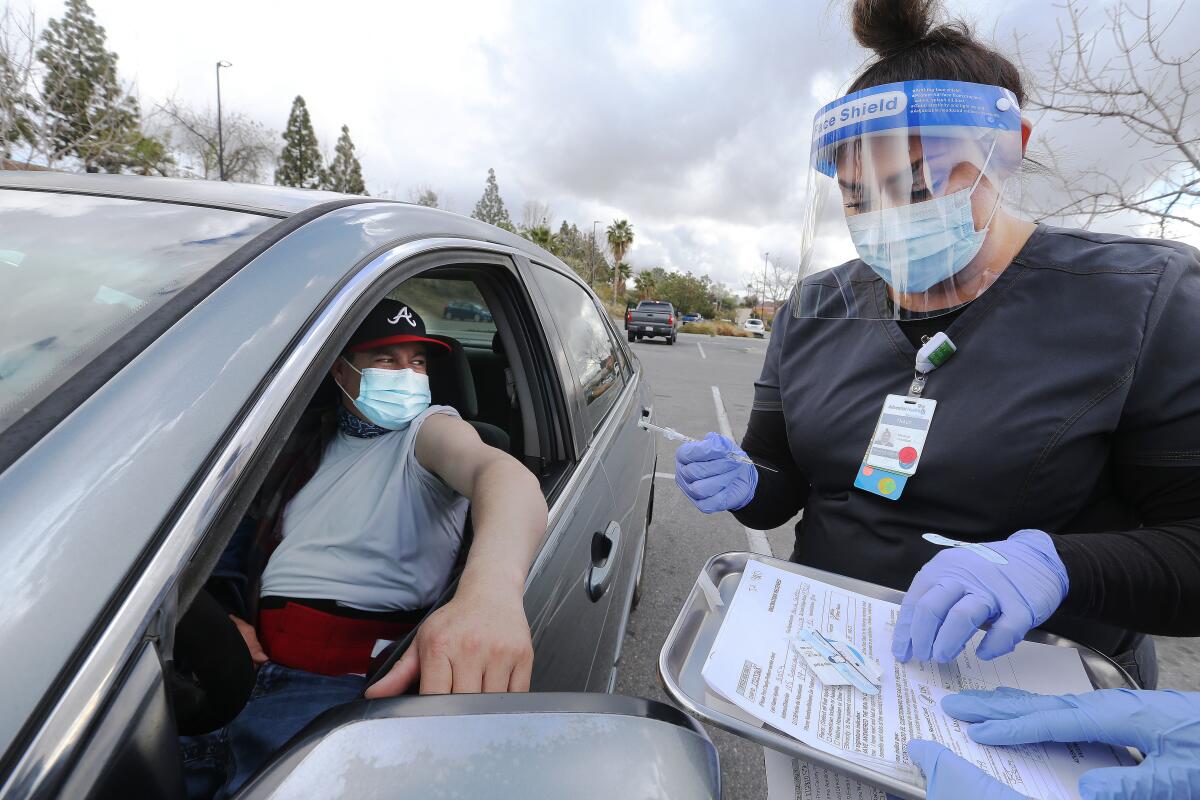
[129,133,174,176]
[471,167,513,231]
[37,0,140,172]
[275,95,324,189]
[323,124,366,194]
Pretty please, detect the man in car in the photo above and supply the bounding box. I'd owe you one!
[184,298,547,799]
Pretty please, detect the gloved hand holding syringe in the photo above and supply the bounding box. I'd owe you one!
[639,419,778,472]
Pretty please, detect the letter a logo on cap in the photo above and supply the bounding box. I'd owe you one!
[387,306,416,327]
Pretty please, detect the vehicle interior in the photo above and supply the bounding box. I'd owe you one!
[164,253,583,778]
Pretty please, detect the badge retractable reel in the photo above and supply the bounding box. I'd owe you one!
[853,332,955,501]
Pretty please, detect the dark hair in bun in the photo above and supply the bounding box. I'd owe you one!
[848,0,1025,106]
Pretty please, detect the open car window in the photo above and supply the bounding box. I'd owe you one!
[400,277,497,348]
[0,189,275,437]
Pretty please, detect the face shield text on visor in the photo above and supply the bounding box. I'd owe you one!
[794,80,1024,320]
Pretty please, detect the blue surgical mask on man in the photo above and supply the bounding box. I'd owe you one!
[336,357,431,431]
[845,145,1001,293]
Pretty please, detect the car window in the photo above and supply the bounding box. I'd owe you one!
[397,277,497,348]
[0,189,275,437]
[533,266,625,434]
[600,309,635,380]
[637,302,671,312]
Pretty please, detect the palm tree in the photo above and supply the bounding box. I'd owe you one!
[524,224,554,251]
[606,220,634,302]
[634,270,657,300]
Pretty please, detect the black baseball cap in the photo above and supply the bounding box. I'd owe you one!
[345,299,451,354]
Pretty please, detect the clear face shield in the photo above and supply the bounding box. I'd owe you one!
[794,80,1025,320]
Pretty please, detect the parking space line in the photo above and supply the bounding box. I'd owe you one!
[710,385,774,557]
[697,342,706,359]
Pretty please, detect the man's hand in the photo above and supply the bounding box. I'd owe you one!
[229,614,269,667]
[365,581,533,697]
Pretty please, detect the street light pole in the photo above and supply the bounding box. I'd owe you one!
[215,61,232,181]
[590,220,602,287]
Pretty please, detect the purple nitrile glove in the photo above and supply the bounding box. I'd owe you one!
[943,687,1200,800]
[906,739,1025,799]
[674,432,758,514]
[892,530,1068,663]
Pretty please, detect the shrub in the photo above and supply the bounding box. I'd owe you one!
[680,321,750,337]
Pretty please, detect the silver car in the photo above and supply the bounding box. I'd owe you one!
[0,174,718,799]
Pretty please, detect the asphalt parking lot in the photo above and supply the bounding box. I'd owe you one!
[613,329,1200,799]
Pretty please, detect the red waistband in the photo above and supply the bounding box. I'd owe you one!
[258,601,416,676]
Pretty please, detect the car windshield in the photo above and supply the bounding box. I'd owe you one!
[0,189,276,437]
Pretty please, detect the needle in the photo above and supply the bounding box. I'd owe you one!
[921,533,1009,564]
[638,419,780,472]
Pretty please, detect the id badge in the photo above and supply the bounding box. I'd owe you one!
[853,394,936,501]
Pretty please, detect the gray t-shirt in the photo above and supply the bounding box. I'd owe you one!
[260,405,469,612]
[754,224,1200,656]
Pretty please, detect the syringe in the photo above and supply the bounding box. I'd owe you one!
[638,419,779,472]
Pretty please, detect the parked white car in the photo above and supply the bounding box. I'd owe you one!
[743,318,766,337]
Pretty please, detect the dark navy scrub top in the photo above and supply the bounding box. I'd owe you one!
[741,224,1200,661]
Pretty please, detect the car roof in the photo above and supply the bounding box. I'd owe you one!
[0,170,360,216]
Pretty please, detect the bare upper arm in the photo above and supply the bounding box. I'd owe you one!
[414,413,509,499]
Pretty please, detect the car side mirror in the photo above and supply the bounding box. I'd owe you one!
[233,693,720,799]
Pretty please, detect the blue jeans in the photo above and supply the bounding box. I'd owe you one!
[181,662,366,800]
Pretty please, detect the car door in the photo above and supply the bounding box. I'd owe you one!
[521,261,645,691]
[594,309,655,686]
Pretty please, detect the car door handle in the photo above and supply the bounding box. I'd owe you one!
[586,521,622,602]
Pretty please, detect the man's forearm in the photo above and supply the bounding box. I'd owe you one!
[458,460,547,596]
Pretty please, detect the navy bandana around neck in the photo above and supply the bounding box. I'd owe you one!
[337,405,391,439]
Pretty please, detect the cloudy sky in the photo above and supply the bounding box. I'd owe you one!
[21,0,1200,290]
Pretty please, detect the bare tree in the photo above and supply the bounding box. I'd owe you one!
[0,6,39,160]
[0,4,133,170]
[1017,0,1200,236]
[521,199,553,232]
[763,255,796,305]
[153,97,275,182]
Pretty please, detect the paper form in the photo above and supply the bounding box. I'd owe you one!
[765,749,886,800]
[705,560,1135,799]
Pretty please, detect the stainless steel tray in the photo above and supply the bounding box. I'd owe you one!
[658,552,1139,800]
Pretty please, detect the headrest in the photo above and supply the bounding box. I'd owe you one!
[427,335,478,419]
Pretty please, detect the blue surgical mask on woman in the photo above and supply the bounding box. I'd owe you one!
[846,145,1001,293]
[336,357,431,430]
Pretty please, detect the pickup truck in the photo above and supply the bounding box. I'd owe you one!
[625,300,678,344]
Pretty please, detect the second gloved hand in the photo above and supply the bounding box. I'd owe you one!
[892,530,1068,663]
[906,739,1026,800]
[675,432,758,514]
[943,687,1200,799]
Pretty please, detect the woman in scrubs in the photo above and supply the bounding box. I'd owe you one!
[676,0,1200,689]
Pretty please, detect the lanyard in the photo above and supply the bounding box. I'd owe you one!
[908,331,956,398]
